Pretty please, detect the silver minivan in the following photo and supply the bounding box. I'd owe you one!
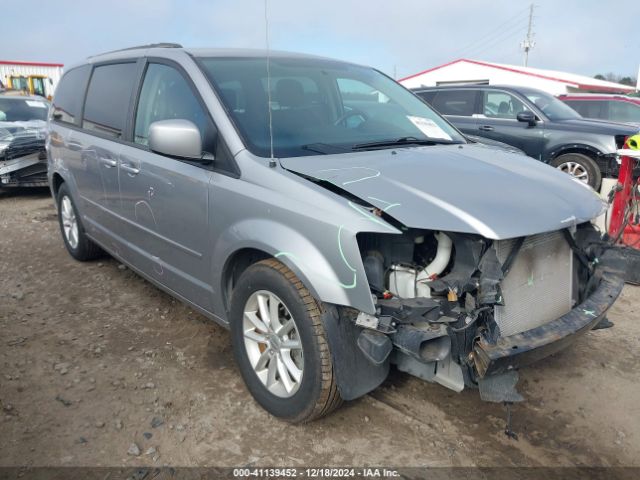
[47,43,624,423]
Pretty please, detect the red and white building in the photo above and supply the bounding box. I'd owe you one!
[399,59,636,96]
[0,60,64,98]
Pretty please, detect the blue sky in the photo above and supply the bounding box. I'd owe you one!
[1,0,637,80]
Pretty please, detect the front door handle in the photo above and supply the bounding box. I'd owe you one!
[68,141,83,151]
[100,157,118,168]
[478,125,494,131]
[121,163,140,175]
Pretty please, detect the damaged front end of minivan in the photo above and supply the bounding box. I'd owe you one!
[348,224,624,405]
[279,146,626,409]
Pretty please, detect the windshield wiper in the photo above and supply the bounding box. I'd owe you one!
[301,143,350,155]
[352,136,455,150]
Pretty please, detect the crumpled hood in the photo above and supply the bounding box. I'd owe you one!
[0,120,46,161]
[281,144,606,239]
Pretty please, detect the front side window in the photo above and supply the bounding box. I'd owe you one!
[198,57,465,158]
[134,63,213,152]
[482,91,529,119]
[521,89,580,121]
[82,63,137,138]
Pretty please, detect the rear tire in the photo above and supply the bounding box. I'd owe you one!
[550,152,601,190]
[56,183,103,261]
[230,259,342,423]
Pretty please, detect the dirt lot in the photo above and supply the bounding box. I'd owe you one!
[1,188,639,468]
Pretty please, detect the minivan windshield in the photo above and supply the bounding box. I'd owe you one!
[198,57,465,157]
[0,97,49,122]
[520,89,581,121]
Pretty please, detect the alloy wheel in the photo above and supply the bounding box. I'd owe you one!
[556,161,589,183]
[242,290,304,398]
[60,195,79,249]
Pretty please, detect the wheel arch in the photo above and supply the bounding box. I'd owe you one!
[51,172,65,198]
[548,146,605,189]
[221,246,389,402]
[221,247,273,314]
[548,144,603,163]
[212,218,376,321]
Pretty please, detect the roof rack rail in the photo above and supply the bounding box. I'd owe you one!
[88,43,183,59]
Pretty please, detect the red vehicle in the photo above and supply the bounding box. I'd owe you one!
[609,139,640,284]
[559,93,640,127]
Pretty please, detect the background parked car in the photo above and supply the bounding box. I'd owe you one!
[413,85,637,189]
[558,93,640,127]
[0,91,49,188]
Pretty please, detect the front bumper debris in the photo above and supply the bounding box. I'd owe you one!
[0,151,48,187]
[472,266,624,378]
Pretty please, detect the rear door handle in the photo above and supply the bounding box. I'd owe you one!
[479,125,494,132]
[120,163,140,175]
[100,157,118,168]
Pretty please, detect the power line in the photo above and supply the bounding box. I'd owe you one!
[459,18,531,61]
[449,6,531,59]
[450,8,529,58]
[460,18,531,60]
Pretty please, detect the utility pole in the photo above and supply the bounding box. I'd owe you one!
[521,3,536,67]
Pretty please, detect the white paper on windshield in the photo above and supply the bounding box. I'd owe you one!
[407,116,452,141]
[25,100,47,109]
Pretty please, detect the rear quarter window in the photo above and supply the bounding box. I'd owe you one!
[52,65,91,125]
[609,101,640,123]
[82,63,138,138]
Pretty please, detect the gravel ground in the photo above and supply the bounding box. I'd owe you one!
[1,188,639,468]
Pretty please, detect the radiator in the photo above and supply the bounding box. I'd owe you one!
[494,231,573,337]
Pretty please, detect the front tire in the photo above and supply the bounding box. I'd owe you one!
[550,152,601,190]
[56,183,102,261]
[230,259,342,423]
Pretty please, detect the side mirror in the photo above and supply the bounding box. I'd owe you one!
[148,119,204,159]
[516,111,536,126]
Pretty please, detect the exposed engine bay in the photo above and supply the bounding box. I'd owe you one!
[348,222,623,402]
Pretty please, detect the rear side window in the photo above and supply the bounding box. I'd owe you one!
[431,90,477,116]
[52,65,91,125]
[82,63,137,138]
[415,91,437,104]
[563,100,605,119]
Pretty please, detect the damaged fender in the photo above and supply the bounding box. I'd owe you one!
[212,219,396,399]
[215,218,378,314]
